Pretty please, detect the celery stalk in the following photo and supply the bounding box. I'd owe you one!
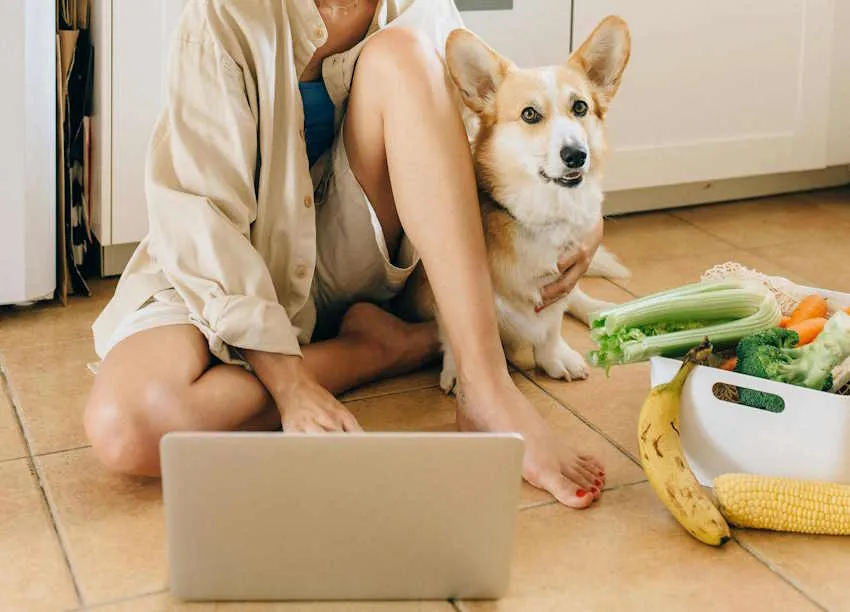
[588,281,782,367]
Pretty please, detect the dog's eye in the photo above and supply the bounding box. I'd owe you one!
[521,107,542,124]
[572,100,589,117]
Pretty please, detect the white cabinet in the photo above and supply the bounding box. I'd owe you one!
[92,0,185,247]
[572,0,835,192]
[829,0,850,166]
[461,1,572,68]
[0,1,56,304]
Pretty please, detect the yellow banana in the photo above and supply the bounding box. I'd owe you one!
[638,342,731,546]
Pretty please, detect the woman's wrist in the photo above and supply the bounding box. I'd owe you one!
[242,349,312,405]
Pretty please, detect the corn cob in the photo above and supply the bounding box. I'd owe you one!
[713,474,850,535]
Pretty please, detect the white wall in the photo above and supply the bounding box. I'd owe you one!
[0,1,56,304]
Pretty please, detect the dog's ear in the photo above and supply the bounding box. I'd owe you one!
[569,16,631,114]
[445,29,512,114]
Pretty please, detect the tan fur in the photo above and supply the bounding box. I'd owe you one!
[406,17,631,389]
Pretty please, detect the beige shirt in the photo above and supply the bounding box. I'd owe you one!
[93,0,464,360]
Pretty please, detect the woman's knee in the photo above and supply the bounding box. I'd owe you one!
[84,377,179,477]
[356,27,445,88]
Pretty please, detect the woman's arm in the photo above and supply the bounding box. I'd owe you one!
[145,11,351,427]
[536,220,605,312]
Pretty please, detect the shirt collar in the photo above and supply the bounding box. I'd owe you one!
[287,1,389,80]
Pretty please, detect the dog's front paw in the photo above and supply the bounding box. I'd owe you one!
[535,341,589,382]
[439,350,458,395]
[440,367,457,395]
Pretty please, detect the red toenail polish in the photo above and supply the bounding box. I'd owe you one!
[595,479,602,487]
[576,489,587,498]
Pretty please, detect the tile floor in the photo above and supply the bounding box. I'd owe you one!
[1,187,849,612]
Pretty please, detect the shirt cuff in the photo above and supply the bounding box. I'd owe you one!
[201,293,303,358]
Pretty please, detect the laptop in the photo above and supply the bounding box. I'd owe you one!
[160,432,524,601]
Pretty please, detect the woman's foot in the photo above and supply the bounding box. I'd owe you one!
[456,375,605,509]
[339,303,442,377]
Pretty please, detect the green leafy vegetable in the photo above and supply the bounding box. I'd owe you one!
[735,311,850,393]
[589,281,781,368]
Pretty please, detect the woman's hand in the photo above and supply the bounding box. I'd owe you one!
[243,350,362,433]
[536,219,604,313]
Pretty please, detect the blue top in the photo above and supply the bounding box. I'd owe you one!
[299,80,336,167]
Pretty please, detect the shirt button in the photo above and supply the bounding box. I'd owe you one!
[313,27,325,42]
[304,194,313,208]
[295,264,309,279]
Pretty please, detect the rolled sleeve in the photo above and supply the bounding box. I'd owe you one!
[145,22,302,358]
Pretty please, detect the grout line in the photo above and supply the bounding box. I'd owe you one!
[78,588,169,611]
[341,381,440,404]
[732,533,828,612]
[451,599,471,612]
[0,358,86,607]
[518,370,642,467]
[667,209,752,251]
[606,278,638,299]
[35,444,93,459]
[0,358,31,465]
[519,480,648,513]
[0,453,30,465]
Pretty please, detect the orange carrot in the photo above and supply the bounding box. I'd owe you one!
[788,295,828,326]
[788,317,827,346]
[779,316,791,329]
[845,306,850,316]
[720,356,738,371]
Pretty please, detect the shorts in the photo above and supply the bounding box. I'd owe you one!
[99,120,419,365]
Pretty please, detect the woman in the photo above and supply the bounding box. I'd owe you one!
[85,0,606,509]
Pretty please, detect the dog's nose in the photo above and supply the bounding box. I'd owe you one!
[560,146,587,169]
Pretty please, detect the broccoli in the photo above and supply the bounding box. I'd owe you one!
[734,313,850,409]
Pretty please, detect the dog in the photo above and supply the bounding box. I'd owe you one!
[401,16,632,392]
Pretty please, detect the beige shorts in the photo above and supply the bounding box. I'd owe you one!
[101,123,419,362]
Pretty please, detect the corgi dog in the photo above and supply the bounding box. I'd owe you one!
[402,16,632,391]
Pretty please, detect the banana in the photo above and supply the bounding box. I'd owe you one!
[638,341,731,546]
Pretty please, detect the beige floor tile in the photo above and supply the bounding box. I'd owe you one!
[800,185,850,222]
[613,248,811,298]
[95,591,454,611]
[341,366,440,402]
[532,311,649,461]
[734,530,850,612]
[603,212,732,265]
[464,483,818,612]
[37,448,166,606]
[512,377,645,506]
[3,337,96,455]
[672,192,850,249]
[532,362,649,463]
[0,459,79,611]
[347,374,644,508]
[0,378,26,462]
[748,238,850,294]
[0,277,115,351]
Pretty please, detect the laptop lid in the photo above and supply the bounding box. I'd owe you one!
[161,432,523,601]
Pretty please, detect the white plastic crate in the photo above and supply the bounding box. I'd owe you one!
[648,286,850,487]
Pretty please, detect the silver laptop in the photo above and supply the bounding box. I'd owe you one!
[160,432,524,601]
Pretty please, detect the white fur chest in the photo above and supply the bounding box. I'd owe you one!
[505,182,603,292]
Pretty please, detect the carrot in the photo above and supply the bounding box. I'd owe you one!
[845,306,850,316]
[779,316,792,329]
[788,294,828,326]
[720,356,738,371]
[788,317,827,346]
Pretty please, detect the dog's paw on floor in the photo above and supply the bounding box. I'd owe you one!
[535,341,589,381]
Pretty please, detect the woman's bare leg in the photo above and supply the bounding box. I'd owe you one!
[85,303,438,477]
[343,28,604,508]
